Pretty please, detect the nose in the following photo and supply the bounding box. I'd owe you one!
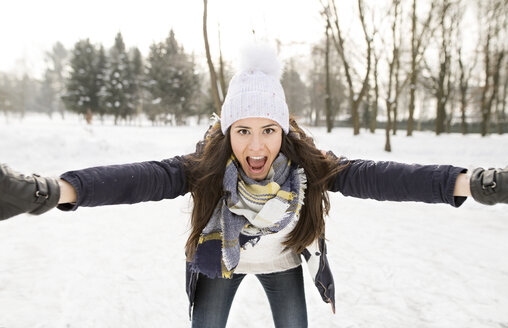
[248,133,264,151]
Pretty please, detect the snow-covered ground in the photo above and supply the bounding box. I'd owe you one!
[1,114,507,328]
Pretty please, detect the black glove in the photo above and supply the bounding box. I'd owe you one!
[470,166,508,205]
[0,164,60,220]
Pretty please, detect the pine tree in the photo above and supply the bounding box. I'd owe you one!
[144,30,199,125]
[95,45,107,119]
[129,47,144,119]
[144,41,166,124]
[103,33,135,124]
[62,39,106,122]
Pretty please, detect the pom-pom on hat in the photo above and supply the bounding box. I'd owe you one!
[220,43,289,134]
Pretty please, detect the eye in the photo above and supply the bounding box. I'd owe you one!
[263,128,275,134]
[237,129,250,135]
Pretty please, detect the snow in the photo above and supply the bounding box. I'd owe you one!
[1,114,508,328]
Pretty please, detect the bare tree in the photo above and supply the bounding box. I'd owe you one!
[369,51,380,133]
[478,0,506,136]
[203,0,222,114]
[308,38,345,127]
[420,0,462,135]
[406,0,437,136]
[457,36,478,134]
[217,26,227,101]
[383,0,402,152]
[391,10,402,137]
[436,0,455,135]
[322,0,372,135]
[497,58,508,134]
[325,23,333,132]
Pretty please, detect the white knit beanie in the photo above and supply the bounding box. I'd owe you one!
[220,43,289,134]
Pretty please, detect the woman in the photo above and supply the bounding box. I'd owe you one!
[0,44,506,327]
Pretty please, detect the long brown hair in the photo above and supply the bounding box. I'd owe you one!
[183,117,346,260]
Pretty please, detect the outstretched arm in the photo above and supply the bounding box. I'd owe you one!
[330,159,467,207]
[56,157,188,211]
[0,156,189,220]
[330,158,507,207]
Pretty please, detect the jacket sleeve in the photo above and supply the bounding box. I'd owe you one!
[329,158,467,207]
[57,156,188,211]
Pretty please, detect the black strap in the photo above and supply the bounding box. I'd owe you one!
[33,174,49,204]
[482,169,497,190]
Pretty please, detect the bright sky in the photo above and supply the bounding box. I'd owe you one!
[0,0,331,78]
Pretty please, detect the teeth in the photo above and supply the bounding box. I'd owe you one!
[249,156,265,160]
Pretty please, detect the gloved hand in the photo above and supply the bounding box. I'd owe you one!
[0,164,60,220]
[470,166,508,205]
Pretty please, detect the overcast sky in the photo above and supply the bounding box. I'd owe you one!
[0,0,331,78]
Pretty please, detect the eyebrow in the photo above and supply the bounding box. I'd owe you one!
[234,124,278,129]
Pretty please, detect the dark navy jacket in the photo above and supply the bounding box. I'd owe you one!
[58,156,467,316]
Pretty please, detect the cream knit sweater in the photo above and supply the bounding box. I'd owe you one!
[234,224,302,274]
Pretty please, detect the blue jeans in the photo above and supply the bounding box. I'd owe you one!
[191,265,308,328]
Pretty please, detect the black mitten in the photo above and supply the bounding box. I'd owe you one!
[0,164,60,220]
[470,166,508,205]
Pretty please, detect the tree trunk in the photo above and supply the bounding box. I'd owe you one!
[392,49,400,136]
[481,50,503,136]
[325,24,333,133]
[384,0,399,151]
[458,52,468,134]
[324,0,371,136]
[352,101,360,135]
[499,63,508,134]
[370,54,379,133]
[385,100,392,152]
[203,0,222,115]
[407,0,436,136]
[85,108,93,124]
[218,27,227,101]
[434,0,454,136]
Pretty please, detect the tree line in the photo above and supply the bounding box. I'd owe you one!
[203,0,506,150]
[0,0,506,149]
[0,31,208,126]
[317,0,506,150]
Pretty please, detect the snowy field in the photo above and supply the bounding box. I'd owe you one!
[1,113,507,328]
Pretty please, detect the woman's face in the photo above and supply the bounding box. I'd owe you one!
[230,117,283,181]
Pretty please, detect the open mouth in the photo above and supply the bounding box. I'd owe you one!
[246,156,268,173]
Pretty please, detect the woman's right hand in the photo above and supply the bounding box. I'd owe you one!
[0,164,61,220]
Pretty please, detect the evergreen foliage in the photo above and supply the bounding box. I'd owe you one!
[129,47,144,117]
[102,33,136,124]
[144,30,199,124]
[62,39,106,117]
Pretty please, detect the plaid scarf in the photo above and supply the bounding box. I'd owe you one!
[189,153,306,279]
